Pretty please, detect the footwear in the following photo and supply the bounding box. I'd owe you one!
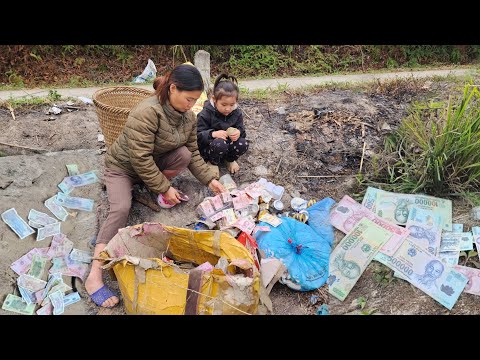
[226,160,240,174]
[157,193,176,209]
[88,285,118,308]
[157,191,189,208]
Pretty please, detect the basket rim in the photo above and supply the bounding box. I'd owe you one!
[92,86,154,113]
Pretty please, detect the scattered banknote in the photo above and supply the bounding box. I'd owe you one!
[328,218,393,301]
[375,238,468,310]
[11,247,50,275]
[362,186,381,212]
[49,290,65,315]
[48,282,72,297]
[55,192,94,212]
[36,221,61,241]
[17,274,47,292]
[210,195,224,210]
[473,227,480,250]
[65,256,89,281]
[473,226,480,237]
[28,220,44,229]
[41,273,63,301]
[47,234,73,258]
[221,192,232,203]
[457,232,473,251]
[330,195,409,256]
[440,232,473,252]
[2,294,36,315]
[198,199,215,217]
[253,225,271,235]
[58,171,99,194]
[452,223,464,233]
[406,206,443,256]
[49,257,70,275]
[453,265,480,296]
[36,302,53,315]
[28,209,58,226]
[66,164,80,176]
[363,187,453,231]
[209,211,224,222]
[222,208,237,225]
[18,286,36,305]
[34,289,44,304]
[232,193,252,210]
[69,248,92,263]
[45,195,69,221]
[230,218,256,235]
[64,292,81,307]
[438,251,460,267]
[1,208,35,239]
[49,256,88,281]
[259,213,282,227]
[245,182,264,198]
[27,254,48,278]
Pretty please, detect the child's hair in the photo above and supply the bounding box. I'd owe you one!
[213,74,239,101]
[153,64,204,105]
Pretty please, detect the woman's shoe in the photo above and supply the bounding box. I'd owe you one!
[157,193,176,209]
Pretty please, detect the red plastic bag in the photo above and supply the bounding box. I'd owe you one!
[237,232,260,270]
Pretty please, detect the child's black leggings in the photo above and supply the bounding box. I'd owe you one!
[201,138,249,165]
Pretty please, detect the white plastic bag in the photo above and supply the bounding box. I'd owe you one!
[133,59,157,83]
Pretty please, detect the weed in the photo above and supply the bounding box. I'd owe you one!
[364,84,480,195]
[352,296,377,315]
[372,263,394,286]
[3,96,49,109]
[459,250,480,268]
[48,90,62,102]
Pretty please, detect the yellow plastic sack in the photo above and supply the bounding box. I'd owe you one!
[101,223,266,315]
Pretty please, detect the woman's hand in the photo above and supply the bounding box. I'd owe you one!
[212,130,228,140]
[163,186,182,204]
[228,129,241,142]
[208,179,226,194]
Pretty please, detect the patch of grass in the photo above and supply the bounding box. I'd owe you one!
[462,192,480,207]
[363,83,480,196]
[0,150,6,157]
[2,95,53,109]
[459,250,480,268]
[47,90,62,102]
[372,263,395,286]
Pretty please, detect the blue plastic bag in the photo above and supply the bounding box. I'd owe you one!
[256,216,332,291]
[306,197,336,247]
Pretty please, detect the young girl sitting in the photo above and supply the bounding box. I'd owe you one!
[197,74,248,174]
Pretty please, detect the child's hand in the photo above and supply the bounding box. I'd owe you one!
[212,130,228,140]
[229,128,241,141]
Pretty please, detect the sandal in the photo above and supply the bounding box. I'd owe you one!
[88,285,118,308]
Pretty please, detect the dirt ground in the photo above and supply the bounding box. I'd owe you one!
[2,77,479,315]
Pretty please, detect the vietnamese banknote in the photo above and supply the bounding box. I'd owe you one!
[330,195,409,256]
[328,218,393,301]
[375,238,468,310]
[1,208,35,240]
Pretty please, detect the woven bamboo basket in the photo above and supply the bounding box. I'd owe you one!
[92,86,153,147]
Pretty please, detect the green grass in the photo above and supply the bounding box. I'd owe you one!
[363,83,480,196]
[1,89,67,109]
